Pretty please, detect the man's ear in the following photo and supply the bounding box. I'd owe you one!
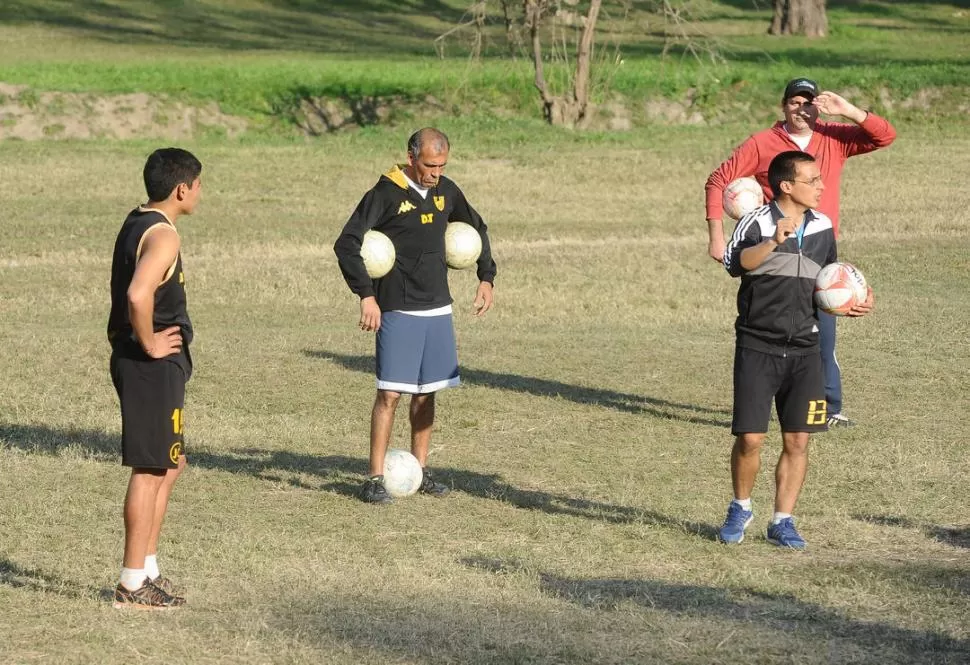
[779,181,794,196]
[175,182,187,201]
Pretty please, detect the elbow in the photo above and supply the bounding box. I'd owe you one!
[127,286,150,310]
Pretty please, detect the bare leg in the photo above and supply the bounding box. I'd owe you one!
[409,392,436,466]
[369,390,401,476]
[123,469,167,569]
[731,433,765,500]
[146,455,187,557]
[774,432,810,514]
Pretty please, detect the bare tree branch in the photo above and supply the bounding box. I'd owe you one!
[526,1,553,105]
[573,0,602,109]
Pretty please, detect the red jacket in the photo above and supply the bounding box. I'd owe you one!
[705,113,896,236]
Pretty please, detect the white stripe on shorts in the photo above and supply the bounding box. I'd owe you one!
[376,376,460,394]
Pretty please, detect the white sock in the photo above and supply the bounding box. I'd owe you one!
[733,498,753,511]
[120,567,146,591]
[144,554,160,580]
[772,512,792,525]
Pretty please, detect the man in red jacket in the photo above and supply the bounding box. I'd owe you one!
[705,78,895,427]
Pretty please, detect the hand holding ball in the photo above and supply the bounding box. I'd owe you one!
[815,262,871,316]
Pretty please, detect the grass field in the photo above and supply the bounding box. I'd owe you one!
[1,1,970,663]
[0,0,968,126]
[1,121,969,663]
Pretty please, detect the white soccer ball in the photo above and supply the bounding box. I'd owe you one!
[723,177,765,221]
[382,449,423,498]
[815,262,869,316]
[444,221,482,270]
[360,230,395,279]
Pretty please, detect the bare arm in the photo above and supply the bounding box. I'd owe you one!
[128,226,183,358]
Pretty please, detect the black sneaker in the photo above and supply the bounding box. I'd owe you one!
[418,469,451,497]
[359,475,393,504]
[113,578,185,610]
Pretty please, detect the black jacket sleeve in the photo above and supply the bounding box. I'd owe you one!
[723,215,763,278]
[449,187,497,284]
[334,186,390,299]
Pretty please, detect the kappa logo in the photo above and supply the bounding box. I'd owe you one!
[398,200,416,215]
[433,195,445,211]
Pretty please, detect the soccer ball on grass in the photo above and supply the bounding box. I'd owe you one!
[382,449,423,498]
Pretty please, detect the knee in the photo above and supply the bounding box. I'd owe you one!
[735,433,764,455]
[782,433,810,455]
[412,392,435,409]
[376,390,401,409]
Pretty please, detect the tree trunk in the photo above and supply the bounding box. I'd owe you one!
[769,0,827,37]
[525,0,603,127]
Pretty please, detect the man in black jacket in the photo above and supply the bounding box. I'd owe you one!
[334,128,496,503]
[717,151,872,549]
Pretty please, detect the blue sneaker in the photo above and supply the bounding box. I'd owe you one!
[718,502,754,544]
[766,517,806,550]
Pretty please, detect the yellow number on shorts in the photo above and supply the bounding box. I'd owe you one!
[807,400,827,425]
[171,408,184,435]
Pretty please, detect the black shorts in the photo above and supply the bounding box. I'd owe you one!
[110,353,187,469]
[732,346,828,435]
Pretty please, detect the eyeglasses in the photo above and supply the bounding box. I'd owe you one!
[790,176,823,186]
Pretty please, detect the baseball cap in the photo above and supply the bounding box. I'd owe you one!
[783,78,819,101]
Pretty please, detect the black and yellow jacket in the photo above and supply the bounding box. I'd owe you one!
[723,201,837,356]
[334,165,497,311]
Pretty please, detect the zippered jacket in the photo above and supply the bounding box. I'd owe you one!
[334,166,497,311]
[724,201,837,356]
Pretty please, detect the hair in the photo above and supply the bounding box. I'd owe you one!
[767,151,815,198]
[143,148,202,202]
[407,127,450,159]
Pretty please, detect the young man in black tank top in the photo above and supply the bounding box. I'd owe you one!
[107,148,201,609]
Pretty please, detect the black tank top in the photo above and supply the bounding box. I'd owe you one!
[107,207,193,374]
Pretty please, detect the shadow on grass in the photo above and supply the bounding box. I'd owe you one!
[458,556,970,662]
[0,556,110,601]
[272,554,970,664]
[304,350,732,428]
[0,0,468,55]
[715,0,970,16]
[853,513,970,549]
[0,423,715,539]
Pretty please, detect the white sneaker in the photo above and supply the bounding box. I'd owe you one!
[827,413,854,428]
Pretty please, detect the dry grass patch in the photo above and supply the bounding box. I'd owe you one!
[1,126,968,664]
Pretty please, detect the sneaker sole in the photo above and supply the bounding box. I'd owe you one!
[112,600,182,611]
[718,515,754,544]
[766,536,806,550]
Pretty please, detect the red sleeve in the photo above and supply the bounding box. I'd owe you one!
[705,136,761,221]
[827,112,896,159]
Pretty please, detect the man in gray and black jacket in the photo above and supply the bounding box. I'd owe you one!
[717,150,873,549]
